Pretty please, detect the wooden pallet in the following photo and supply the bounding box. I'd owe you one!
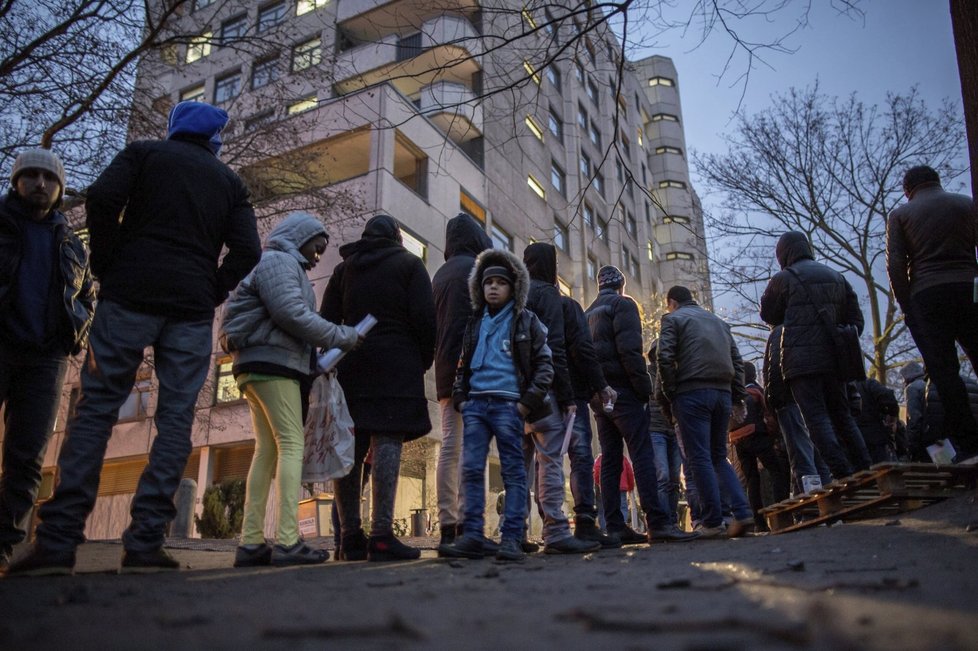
[759,462,978,534]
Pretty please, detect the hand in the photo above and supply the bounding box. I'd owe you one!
[598,386,617,407]
[353,333,366,350]
[564,404,577,418]
[731,401,747,425]
[517,403,530,418]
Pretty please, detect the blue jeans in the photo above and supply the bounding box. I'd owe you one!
[650,430,682,526]
[523,394,572,544]
[0,344,68,549]
[593,388,670,532]
[567,399,597,519]
[789,374,871,479]
[673,389,751,528]
[777,403,831,493]
[36,300,212,552]
[461,397,527,542]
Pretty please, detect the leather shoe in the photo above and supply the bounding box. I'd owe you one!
[544,536,601,554]
[648,525,701,543]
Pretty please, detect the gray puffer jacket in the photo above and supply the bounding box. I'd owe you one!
[220,212,358,376]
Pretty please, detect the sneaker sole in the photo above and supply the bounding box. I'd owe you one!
[495,554,525,562]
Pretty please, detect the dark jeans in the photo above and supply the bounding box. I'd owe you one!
[789,374,871,480]
[335,432,402,538]
[910,282,978,453]
[776,403,832,493]
[36,300,212,552]
[593,388,670,532]
[0,344,68,549]
[732,433,791,527]
[650,430,682,525]
[568,398,597,519]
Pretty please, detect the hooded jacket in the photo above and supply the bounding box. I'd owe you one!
[585,287,652,398]
[561,295,608,401]
[762,325,793,410]
[321,215,436,438]
[453,248,554,422]
[220,212,358,378]
[86,101,260,319]
[523,242,573,406]
[432,213,492,399]
[760,232,864,380]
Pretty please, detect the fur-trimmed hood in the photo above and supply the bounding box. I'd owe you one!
[468,248,530,312]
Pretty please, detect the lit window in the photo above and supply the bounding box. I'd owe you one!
[666,251,694,261]
[297,0,328,16]
[525,115,544,141]
[647,240,655,261]
[663,215,691,224]
[521,7,537,29]
[287,95,318,114]
[557,276,572,296]
[460,189,487,224]
[491,223,513,251]
[527,174,546,199]
[252,57,280,89]
[636,127,644,147]
[655,145,683,156]
[401,229,428,262]
[215,357,241,404]
[258,2,287,32]
[524,61,540,85]
[185,32,212,63]
[292,37,322,72]
[546,65,562,93]
[554,220,569,252]
[220,15,247,46]
[551,161,566,198]
[214,72,241,104]
[659,180,686,189]
[547,107,562,141]
[651,113,679,122]
[180,85,206,102]
[648,76,675,87]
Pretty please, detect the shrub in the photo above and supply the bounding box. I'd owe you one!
[194,479,246,539]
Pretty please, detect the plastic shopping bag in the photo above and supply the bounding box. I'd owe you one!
[302,372,355,482]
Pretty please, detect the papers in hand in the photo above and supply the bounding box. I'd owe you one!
[559,411,576,458]
[316,314,377,373]
[926,439,956,465]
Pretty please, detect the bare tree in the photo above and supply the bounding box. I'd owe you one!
[696,85,967,381]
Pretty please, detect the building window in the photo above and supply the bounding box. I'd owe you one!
[619,130,631,159]
[596,216,609,245]
[577,103,587,130]
[118,379,151,421]
[251,56,280,89]
[521,7,537,29]
[594,172,604,197]
[655,145,683,156]
[394,133,428,199]
[525,115,544,141]
[547,107,562,141]
[543,7,556,35]
[588,122,601,147]
[461,189,487,224]
[585,39,596,65]
[648,76,675,87]
[557,276,572,297]
[401,229,428,262]
[579,153,591,178]
[491,223,513,251]
[586,257,597,282]
[586,78,598,105]
[214,71,241,104]
[180,84,206,102]
[215,357,241,404]
[647,239,655,261]
[624,249,639,278]
[574,59,584,83]
[292,37,322,72]
[287,95,318,114]
[244,111,276,131]
[185,32,212,63]
[550,160,566,198]
[524,61,540,85]
[220,15,247,46]
[258,1,287,32]
[546,65,562,92]
[651,113,679,122]
[636,127,644,147]
[297,0,328,16]
[659,180,687,189]
[626,211,637,238]
[663,215,691,224]
[615,158,624,183]
[583,203,594,229]
[666,251,694,261]
[527,174,546,200]
[396,32,423,61]
[554,219,569,252]
[194,0,215,10]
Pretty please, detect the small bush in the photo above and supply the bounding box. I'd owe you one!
[194,479,246,539]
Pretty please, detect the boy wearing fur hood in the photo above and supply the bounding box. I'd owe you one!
[445,250,553,561]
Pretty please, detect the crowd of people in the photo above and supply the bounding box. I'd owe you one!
[1,100,976,575]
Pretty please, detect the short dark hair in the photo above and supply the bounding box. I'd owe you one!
[666,285,693,304]
[902,165,940,195]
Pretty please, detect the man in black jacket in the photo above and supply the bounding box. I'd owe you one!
[588,269,697,544]
[0,149,95,569]
[8,101,261,576]
[432,213,492,553]
[760,232,871,480]
[886,165,978,461]
[851,378,900,464]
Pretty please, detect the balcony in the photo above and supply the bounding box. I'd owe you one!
[338,0,480,42]
[334,15,483,97]
[419,81,482,143]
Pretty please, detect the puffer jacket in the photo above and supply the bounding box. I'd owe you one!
[432,213,492,399]
[760,232,864,380]
[657,298,746,401]
[763,325,793,409]
[453,248,554,422]
[0,190,95,355]
[523,242,574,406]
[585,287,652,398]
[562,295,608,401]
[220,212,358,377]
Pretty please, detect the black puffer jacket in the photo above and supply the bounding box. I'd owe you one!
[523,243,573,406]
[585,287,652,398]
[763,325,793,410]
[432,213,492,399]
[453,248,554,422]
[760,232,864,380]
[321,215,436,439]
[852,378,899,449]
[561,295,608,401]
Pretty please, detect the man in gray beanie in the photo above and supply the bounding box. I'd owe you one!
[0,149,95,569]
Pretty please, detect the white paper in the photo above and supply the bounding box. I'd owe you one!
[316,314,377,373]
[926,439,956,465]
[559,412,576,458]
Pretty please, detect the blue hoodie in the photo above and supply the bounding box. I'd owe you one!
[166,101,229,155]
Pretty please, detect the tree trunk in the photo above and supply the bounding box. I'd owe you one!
[951,0,978,197]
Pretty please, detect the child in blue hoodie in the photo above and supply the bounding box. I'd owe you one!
[444,249,553,561]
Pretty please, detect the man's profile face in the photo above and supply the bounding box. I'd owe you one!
[15,168,60,216]
[666,298,679,313]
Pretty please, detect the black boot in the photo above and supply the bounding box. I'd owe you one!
[368,534,421,562]
[437,524,457,558]
[338,529,369,561]
[575,516,622,549]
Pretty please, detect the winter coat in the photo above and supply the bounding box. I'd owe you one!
[910,376,978,448]
[657,299,746,402]
[523,243,574,406]
[321,215,436,439]
[886,184,978,311]
[646,358,673,432]
[0,190,95,355]
[453,248,554,422]
[86,103,260,320]
[852,378,899,449]
[220,212,359,378]
[760,232,864,381]
[763,325,793,410]
[585,288,652,398]
[432,213,492,399]
[561,295,608,401]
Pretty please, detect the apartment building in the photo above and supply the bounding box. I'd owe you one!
[31,0,711,540]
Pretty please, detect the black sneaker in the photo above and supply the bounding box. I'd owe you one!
[439,534,484,560]
[3,544,75,577]
[338,530,369,561]
[234,543,273,567]
[120,548,180,574]
[575,518,623,549]
[367,534,421,562]
[520,537,540,554]
[272,541,328,566]
[648,525,701,543]
[608,526,647,545]
[543,536,601,555]
[480,536,500,557]
[495,538,526,562]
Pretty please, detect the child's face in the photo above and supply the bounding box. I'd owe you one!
[483,277,512,309]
